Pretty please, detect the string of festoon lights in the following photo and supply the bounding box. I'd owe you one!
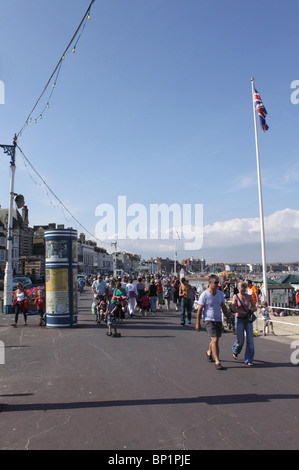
[14,0,117,249]
[17,143,114,248]
[17,0,95,138]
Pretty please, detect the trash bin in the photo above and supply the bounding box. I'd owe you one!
[44,229,78,328]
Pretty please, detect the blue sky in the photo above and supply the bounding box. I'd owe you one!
[1,0,299,263]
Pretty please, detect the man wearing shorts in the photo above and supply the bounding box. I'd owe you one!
[195,274,230,370]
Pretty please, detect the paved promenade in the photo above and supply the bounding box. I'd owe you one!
[0,287,299,451]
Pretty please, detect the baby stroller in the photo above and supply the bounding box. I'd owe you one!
[118,296,128,320]
[95,295,107,324]
[110,295,128,320]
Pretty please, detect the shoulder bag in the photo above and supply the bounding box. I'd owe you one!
[237,295,256,323]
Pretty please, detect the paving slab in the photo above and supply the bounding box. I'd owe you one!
[0,287,299,451]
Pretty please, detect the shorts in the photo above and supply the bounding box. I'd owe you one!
[204,321,222,338]
[107,304,118,328]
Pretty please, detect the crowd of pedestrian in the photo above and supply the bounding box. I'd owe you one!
[91,273,200,325]
[90,273,267,369]
[10,271,268,369]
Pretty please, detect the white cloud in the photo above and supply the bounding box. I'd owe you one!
[225,174,257,192]
[225,164,299,193]
[92,208,299,262]
[203,208,299,247]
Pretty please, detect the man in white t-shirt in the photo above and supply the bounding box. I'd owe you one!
[195,274,230,370]
[92,274,108,299]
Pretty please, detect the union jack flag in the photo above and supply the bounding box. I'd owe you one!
[254,88,269,132]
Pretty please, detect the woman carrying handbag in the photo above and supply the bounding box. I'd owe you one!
[231,281,257,366]
[11,282,30,327]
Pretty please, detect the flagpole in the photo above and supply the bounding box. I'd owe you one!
[251,77,268,303]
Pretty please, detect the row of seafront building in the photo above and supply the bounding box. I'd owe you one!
[1,206,299,280]
[0,205,186,278]
[0,206,117,278]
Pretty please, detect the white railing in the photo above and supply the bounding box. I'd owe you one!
[224,300,299,336]
[256,305,299,329]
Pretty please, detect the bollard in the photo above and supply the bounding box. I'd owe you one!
[44,229,78,328]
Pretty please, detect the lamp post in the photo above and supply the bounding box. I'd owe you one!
[0,135,17,314]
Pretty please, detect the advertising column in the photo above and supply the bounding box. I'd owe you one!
[44,229,78,328]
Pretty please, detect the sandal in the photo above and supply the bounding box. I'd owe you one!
[106,332,112,336]
[215,363,224,370]
[113,332,121,337]
[206,352,214,362]
[233,353,238,360]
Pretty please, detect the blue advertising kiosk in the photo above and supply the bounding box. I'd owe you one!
[44,228,78,328]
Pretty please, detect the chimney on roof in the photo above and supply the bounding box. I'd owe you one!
[22,205,29,228]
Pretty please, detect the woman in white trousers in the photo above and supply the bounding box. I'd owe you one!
[126,278,138,317]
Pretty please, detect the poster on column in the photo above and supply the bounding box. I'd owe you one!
[46,268,69,313]
[45,240,68,263]
[72,239,78,263]
[73,268,78,312]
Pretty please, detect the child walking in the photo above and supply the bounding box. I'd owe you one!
[106,282,125,337]
[140,291,150,316]
[106,302,121,337]
[261,301,275,336]
[34,289,45,326]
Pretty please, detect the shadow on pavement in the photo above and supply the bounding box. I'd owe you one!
[1,392,299,413]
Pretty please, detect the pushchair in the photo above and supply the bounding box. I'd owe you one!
[111,295,128,320]
[95,295,108,324]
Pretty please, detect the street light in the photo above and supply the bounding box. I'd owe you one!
[0,135,17,314]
